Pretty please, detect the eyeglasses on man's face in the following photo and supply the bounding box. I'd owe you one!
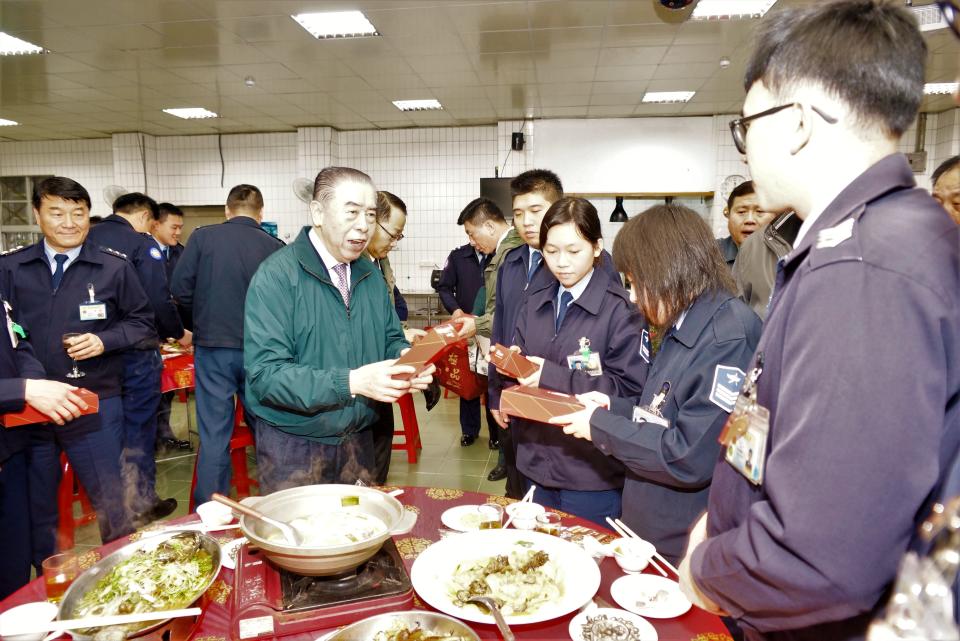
[938,1,960,39]
[728,103,839,155]
[377,221,404,243]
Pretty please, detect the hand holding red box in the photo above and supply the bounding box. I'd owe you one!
[500,386,585,424]
[393,318,470,381]
[488,343,540,379]
[1,388,99,428]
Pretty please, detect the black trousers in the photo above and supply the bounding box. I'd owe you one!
[371,401,395,485]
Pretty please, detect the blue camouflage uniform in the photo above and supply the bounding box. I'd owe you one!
[87,214,183,515]
[691,154,960,640]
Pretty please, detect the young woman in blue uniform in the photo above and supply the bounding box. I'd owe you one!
[507,197,648,525]
[551,204,762,561]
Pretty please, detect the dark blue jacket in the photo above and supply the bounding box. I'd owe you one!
[590,290,761,562]
[0,282,46,464]
[489,245,620,410]
[436,244,484,314]
[87,215,183,342]
[691,155,960,640]
[717,235,738,267]
[160,241,183,281]
[511,267,648,491]
[2,241,155,402]
[171,216,283,349]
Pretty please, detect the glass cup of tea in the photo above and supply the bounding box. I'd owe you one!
[477,503,504,530]
[42,552,78,602]
[535,512,562,536]
[62,333,85,379]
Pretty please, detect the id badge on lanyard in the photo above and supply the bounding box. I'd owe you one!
[631,381,670,428]
[719,352,770,485]
[79,283,107,321]
[567,336,602,376]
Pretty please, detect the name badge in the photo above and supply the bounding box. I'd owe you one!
[719,353,769,485]
[79,283,107,321]
[567,337,602,376]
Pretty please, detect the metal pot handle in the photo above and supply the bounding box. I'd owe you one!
[389,508,418,536]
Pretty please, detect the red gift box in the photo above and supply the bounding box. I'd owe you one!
[489,343,539,379]
[393,319,468,381]
[1,388,99,428]
[434,342,485,400]
[500,386,584,423]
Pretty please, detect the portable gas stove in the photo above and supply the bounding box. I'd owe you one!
[230,539,414,639]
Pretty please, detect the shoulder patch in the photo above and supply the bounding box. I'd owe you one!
[0,245,26,256]
[816,219,855,249]
[709,365,746,413]
[148,246,163,260]
[100,246,129,260]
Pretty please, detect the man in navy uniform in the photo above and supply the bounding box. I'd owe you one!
[152,202,190,452]
[171,184,283,505]
[0,276,88,599]
[87,192,186,526]
[4,176,154,568]
[435,241,496,448]
[677,3,960,640]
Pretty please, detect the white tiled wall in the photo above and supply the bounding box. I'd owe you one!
[338,126,499,292]
[1,108,957,279]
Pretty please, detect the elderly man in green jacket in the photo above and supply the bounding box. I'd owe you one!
[244,166,434,492]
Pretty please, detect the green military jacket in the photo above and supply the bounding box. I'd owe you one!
[473,226,523,338]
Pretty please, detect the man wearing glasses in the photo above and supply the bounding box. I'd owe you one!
[677,2,960,640]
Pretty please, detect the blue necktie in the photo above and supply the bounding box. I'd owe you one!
[527,250,542,283]
[556,290,573,332]
[162,246,170,260]
[51,254,68,291]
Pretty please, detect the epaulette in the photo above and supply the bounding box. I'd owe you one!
[0,245,26,256]
[100,246,129,260]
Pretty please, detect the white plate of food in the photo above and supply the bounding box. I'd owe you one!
[410,529,601,625]
[440,505,485,532]
[610,575,692,619]
[568,607,658,641]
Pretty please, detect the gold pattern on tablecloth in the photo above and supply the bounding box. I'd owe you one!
[78,550,100,570]
[426,488,463,500]
[128,531,144,542]
[413,594,425,609]
[378,485,401,494]
[691,634,734,641]
[193,636,227,641]
[396,537,432,560]
[403,504,420,514]
[206,580,233,605]
[484,495,517,507]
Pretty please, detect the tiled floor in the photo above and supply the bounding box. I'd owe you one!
[70,392,502,551]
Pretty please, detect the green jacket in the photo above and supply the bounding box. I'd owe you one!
[474,227,523,337]
[244,227,409,443]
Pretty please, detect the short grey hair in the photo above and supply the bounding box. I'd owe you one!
[312,166,375,208]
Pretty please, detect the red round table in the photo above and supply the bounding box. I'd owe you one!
[0,486,731,641]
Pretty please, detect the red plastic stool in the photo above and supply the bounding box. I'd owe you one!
[57,453,97,551]
[392,394,422,463]
[188,400,259,511]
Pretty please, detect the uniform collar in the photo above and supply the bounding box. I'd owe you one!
[20,240,104,266]
[669,289,733,348]
[533,267,612,317]
[227,215,261,228]
[558,269,593,304]
[103,213,135,230]
[42,240,82,267]
[785,154,915,269]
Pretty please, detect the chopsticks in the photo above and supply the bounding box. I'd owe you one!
[605,517,676,577]
[2,608,203,636]
[502,484,536,529]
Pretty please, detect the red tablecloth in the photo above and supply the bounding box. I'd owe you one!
[161,353,195,393]
[0,486,731,641]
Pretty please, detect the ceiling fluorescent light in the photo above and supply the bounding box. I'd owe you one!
[0,32,45,56]
[910,5,949,32]
[392,99,443,112]
[291,11,379,39]
[0,118,18,126]
[691,0,778,20]
[642,91,695,104]
[925,83,959,95]
[163,107,218,119]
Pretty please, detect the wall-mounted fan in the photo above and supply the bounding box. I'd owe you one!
[102,185,130,208]
[292,178,313,204]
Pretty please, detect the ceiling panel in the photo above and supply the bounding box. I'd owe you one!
[0,0,954,140]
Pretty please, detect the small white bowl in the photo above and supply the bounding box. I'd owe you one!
[505,502,546,530]
[196,500,235,527]
[0,601,59,641]
[613,538,655,573]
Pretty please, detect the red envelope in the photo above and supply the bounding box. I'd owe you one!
[1,388,100,428]
[500,386,584,423]
[488,343,540,379]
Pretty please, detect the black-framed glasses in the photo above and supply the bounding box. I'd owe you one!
[377,221,404,242]
[938,0,960,39]
[729,103,839,154]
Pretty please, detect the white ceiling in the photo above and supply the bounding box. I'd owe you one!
[0,0,957,141]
